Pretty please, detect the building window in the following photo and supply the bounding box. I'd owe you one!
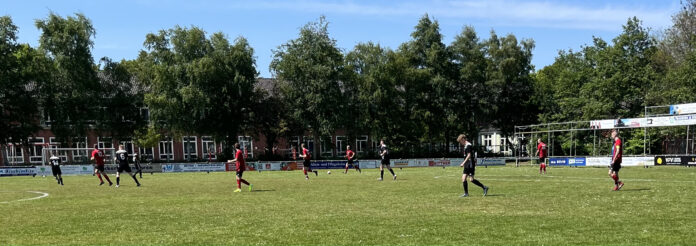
[355,135,368,153]
[238,136,253,158]
[70,137,88,162]
[159,137,174,161]
[336,136,346,154]
[138,147,154,162]
[182,136,198,160]
[302,136,314,155]
[320,137,333,155]
[121,140,135,157]
[28,137,44,164]
[202,136,216,160]
[6,142,24,164]
[48,137,68,162]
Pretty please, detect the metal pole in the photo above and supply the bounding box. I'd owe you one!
[644,106,647,156]
[593,130,596,156]
[687,125,690,155]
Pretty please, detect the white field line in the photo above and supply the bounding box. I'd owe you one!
[0,191,49,204]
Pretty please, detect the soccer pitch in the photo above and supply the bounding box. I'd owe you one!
[1,166,695,245]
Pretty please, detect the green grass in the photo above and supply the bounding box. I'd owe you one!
[1,166,696,245]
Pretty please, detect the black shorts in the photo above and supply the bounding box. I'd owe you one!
[236,170,244,178]
[611,162,621,172]
[381,159,390,165]
[51,165,62,176]
[539,157,546,164]
[463,167,475,176]
[117,163,132,173]
[95,165,105,172]
[347,159,355,165]
[303,159,311,167]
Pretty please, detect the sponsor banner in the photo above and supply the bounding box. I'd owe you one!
[280,162,299,171]
[391,159,411,168]
[567,157,586,167]
[549,157,569,166]
[655,156,696,165]
[670,103,696,115]
[253,162,283,171]
[428,159,451,167]
[309,160,358,169]
[36,165,94,176]
[360,160,378,169]
[162,163,226,173]
[476,158,506,166]
[590,119,618,130]
[591,114,696,130]
[587,157,653,167]
[0,167,37,177]
[103,164,162,173]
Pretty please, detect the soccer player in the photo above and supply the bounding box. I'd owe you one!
[299,143,318,180]
[378,139,396,181]
[535,138,548,174]
[231,143,252,192]
[609,129,625,191]
[114,144,140,188]
[90,144,112,186]
[344,145,361,174]
[133,152,143,178]
[49,152,63,185]
[458,134,489,197]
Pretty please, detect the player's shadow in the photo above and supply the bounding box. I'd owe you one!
[484,194,504,197]
[252,189,275,192]
[619,188,650,192]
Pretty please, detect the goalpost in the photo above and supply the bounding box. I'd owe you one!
[40,147,116,177]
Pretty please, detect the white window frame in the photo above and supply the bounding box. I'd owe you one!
[28,137,45,164]
[320,137,333,155]
[122,140,135,157]
[238,136,253,158]
[48,137,69,162]
[159,137,174,161]
[6,142,24,164]
[355,135,368,153]
[182,136,198,160]
[335,136,346,155]
[138,146,154,162]
[70,137,88,162]
[201,136,216,160]
[98,137,114,159]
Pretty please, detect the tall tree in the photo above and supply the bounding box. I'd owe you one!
[484,31,536,138]
[96,58,148,141]
[398,15,453,153]
[270,16,344,156]
[36,13,100,143]
[661,0,696,65]
[136,26,257,159]
[344,42,410,155]
[449,26,489,145]
[0,16,49,162]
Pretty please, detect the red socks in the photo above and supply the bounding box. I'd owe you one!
[303,169,308,175]
[241,179,249,185]
[97,173,103,182]
[237,179,250,188]
[103,173,111,183]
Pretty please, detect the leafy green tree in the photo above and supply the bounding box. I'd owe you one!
[0,16,50,163]
[136,26,257,159]
[398,15,454,154]
[96,58,147,141]
[36,13,100,144]
[270,16,344,156]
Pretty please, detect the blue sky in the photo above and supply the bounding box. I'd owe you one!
[2,0,682,77]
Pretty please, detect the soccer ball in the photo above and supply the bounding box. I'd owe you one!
[327,171,331,174]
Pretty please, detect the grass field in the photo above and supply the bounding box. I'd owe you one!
[2,165,696,245]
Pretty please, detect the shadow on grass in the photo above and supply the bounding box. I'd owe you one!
[252,189,275,192]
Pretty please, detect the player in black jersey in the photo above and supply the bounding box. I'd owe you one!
[378,139,396,181]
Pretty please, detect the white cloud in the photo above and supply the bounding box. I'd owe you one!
[227,0,678,31]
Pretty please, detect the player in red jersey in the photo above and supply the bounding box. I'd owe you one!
[535,139,548,174]
[609,129,624,191]
[344,145,361,174]
[231,143,252,192]
[299,143,318,180]
[90,144,113,186]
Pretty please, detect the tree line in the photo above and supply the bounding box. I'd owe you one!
[2,1,696,161]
